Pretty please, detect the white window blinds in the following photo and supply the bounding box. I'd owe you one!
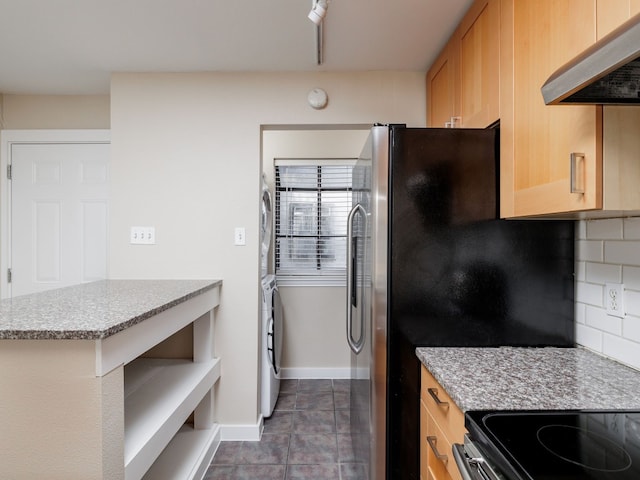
[275,161,355,285]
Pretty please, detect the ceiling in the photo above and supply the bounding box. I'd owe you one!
[0,0,473,95]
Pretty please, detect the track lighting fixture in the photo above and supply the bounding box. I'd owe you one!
[308,0,328,25]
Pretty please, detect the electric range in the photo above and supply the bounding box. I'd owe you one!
[455,410,640,480]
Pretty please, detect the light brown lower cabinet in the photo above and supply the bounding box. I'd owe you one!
[420,365,466,480]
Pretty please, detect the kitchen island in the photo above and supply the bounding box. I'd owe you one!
[0,279,222,480]
[416,346,640,411]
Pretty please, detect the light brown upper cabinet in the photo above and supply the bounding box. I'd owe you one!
[458,0,500,128]
[500,0,601,217]
[428,0,640,218]
[597,0,640,39]
[598,1,640,218]
[500,0,640,218]
[426,44,458,128]
[426,0,499,129]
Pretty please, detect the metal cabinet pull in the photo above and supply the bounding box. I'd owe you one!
[426,436,448,462]
[427,387,449,407]
[570,152,585,194]
[445,116,462,128]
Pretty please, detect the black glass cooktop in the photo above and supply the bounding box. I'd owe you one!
[466,410,640,480]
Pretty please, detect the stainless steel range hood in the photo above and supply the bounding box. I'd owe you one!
[542,13,640,105]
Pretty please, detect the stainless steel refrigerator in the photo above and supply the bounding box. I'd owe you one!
[346,125,575,480]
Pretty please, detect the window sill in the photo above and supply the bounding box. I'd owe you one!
[275,276,346,287]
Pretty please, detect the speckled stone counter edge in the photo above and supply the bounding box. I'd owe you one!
[0,279,222,340]
[416,346,640,412]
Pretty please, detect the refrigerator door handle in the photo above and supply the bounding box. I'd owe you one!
[346,203,366,354]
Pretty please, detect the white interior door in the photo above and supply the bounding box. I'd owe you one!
[8,141,109,297]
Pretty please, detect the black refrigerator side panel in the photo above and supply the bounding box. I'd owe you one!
[385,127,575,480]
[386,127,500,480]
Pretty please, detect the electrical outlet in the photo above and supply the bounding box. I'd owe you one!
[605,283,625,318]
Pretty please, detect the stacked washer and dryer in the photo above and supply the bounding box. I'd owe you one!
[260,175,283,418]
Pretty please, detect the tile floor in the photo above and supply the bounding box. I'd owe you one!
[204,378,366,480]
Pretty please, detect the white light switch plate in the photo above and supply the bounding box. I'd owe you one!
[130,226,156,245]
[234,227,246,246]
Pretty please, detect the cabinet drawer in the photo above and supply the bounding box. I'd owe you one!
[420,400,431,480]
[421,366,465,444]
[424,403,459,480]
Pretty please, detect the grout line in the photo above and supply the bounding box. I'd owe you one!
[208,378,353,480]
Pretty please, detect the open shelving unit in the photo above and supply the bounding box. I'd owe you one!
[124,358,221,480]
[107,284,223,480]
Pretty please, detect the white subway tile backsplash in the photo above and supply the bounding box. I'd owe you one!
[623,266,640,290]
[625,290,640,317]
[602,334,640,371]
[576,219,640,369]
[586,218,623,239]
[575,281,603,307]
[585,262,621,284]
[576,240,603,262]
[604,241,640,266]
[624,217,640,239]
[576,323,603,352]
[575,303,586,325]
[623,315,640,343]
[575,261,586,282]
[585,305,622,335]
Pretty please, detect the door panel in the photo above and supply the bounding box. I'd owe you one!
[82,201,108,280]
[34,201,61,282]
[10,142,109,297]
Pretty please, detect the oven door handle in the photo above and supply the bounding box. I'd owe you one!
[452,443,477,480]
[454,442,503,480]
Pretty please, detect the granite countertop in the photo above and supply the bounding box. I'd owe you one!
[416,346,640,412]
[0,279,222,340]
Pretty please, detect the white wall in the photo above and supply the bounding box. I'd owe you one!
[576,217,640,370]
[109,71,426,430]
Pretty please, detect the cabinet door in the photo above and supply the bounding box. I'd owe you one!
[426,44,458,128]
[597,0,640,39]
[458,0,500,128]
[500,0,602,217]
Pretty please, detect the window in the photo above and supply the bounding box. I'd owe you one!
[275,160,355,286]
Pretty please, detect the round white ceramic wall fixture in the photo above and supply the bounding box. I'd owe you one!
[307,87,328,109]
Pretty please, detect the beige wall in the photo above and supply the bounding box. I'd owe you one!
[262,128,370,376]
[109,71,426,428]
[1,94,110,129]
[0,340,124,479]
[278,286,350,373]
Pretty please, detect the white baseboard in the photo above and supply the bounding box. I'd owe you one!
[280,367,351,379]
[219,417,264,441]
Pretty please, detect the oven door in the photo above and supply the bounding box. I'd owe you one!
[453,435,504,480]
